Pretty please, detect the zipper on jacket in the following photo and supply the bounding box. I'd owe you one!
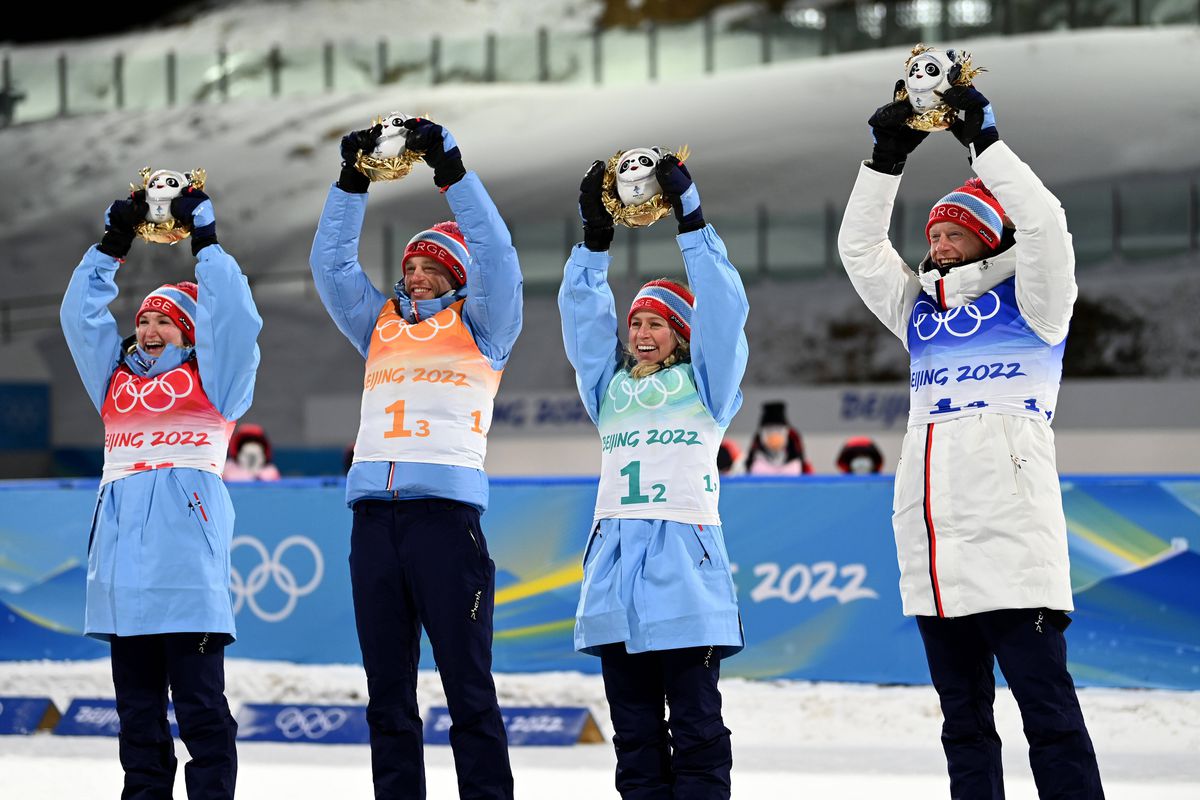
[922,423,946,618]
[1000,417,1023,496]
[171,473,215,556]
[691,526,712,567]
[581,522,602,565]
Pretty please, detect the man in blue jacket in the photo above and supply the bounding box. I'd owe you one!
[310,117,522,800]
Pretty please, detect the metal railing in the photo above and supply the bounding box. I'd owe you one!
[1,0,1197,126]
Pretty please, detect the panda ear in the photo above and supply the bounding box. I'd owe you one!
[652,147,664,157]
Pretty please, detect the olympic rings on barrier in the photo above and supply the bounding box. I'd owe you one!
[110,367,195,414]
[376,308,459,343]
[273,706,349,740]
[230,535,324,622]
[912,291,1001,342]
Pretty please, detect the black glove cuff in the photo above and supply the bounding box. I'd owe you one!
[98,230,134,259]
[677,217,706,235]
[972,129,1000,156]
[191,235,219,258]
[584,225,614,252]
[866,155,905,176]
[337,164,371,194]
[433,160,466,190]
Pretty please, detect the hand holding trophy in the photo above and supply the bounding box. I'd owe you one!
[896,44,985,132]
[599,144,692,228]
[132,167,207,244]
[349,112,425,182]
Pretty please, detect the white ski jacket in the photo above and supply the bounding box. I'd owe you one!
[838,141,1077,617]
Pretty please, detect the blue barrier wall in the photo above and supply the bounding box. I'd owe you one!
[1,476,1197,688]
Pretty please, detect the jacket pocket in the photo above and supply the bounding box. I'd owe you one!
[689,525,714,569]
[170,472,216,556]
[999,417,1025,497]
[87,493,104,556]
[581,522,602,566]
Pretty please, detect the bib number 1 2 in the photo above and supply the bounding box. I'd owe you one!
[619,460,666,505]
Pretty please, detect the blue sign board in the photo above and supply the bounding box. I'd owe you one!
[424,705,602,746]
[54,698,178,737]
[0,696,57,735]
[236,703,370,744]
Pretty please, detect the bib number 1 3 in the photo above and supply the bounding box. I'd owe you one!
[619,460,666,505]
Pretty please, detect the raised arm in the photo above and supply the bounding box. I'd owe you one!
[402,118,523,370]
[837,83,928,346]
[59,195,150,412]
[653,155,749,426]
[308,124,391,358]
[939,85,1075,345]
[558,160,622,424]
[168,188,263,420]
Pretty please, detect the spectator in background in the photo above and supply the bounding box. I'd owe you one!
[745,401,812,475]
[836,436,884,475]
[717,438,743,475]
[223,423,281,481]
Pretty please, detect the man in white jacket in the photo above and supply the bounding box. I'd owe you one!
[837,80,1105,799]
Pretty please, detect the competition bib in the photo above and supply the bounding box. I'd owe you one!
[595,363,723,525]
[907,277,1065,426]
[353,299,502,470]
[100,361,233,485]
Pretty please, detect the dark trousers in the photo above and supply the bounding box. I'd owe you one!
[917,609,1105,800]
[110,632,237,800]
[598,644,732,800]
[350,498,513,800]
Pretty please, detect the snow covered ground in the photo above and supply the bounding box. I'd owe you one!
[1,659,1198,798]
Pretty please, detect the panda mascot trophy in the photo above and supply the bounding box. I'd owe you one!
[600,144,691,228]
[352,111,426,182]
[133,167,206,244]
[896,43,984,131]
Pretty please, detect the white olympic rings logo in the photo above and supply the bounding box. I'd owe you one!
[273,707,348,740]
[607,368,686,413]
[376,308,459,343]
[912,291,1001,341]
[110,368,194,414]
[230,535,324,622]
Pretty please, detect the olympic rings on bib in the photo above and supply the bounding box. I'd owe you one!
[109,367,195,414]
[375,308,459,343]
[912,291,1001,342]
[607,367,687,413]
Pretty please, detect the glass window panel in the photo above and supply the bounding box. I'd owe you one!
[121,52,170,111]
[175,51,221,105]
[379,36,434,87]
[597,28,651,86]
[656,21,706,82]
[494,32,541,83]
[1147,0,1200,24]
[946,0,1002,38]
[1117,176,1193,261]
[335,40,380,92]
[8,51,64,123]
[437,34,487,83]
[221,49,274,101]
[510,219,573,286]
[766,18,824,63]
[278,46,326,97]
[633,225,688,278]
[65,53,118,114]
[545,31,592,84]
[1057,183,1114,267]
[767,209,830,275]
[710,217,760,275]
[712,29,761,73]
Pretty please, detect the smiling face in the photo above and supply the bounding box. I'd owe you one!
[904,52,953,111]
[616,147,663,206]
[928,221,988,272]
[403,255,455,300]
[136,310,185,356]
[628,310,676,365]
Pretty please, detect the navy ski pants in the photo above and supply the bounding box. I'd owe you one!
[598,643,732,800]
[110,632,237,800]
[917,609,1105,799]
[350,498,513,800]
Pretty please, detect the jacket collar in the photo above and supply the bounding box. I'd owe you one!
[392,282,465,323]
[121,336,193,377]
[917,233,1017,310]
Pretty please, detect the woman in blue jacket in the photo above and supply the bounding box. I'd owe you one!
[559,156,748,799]
[60,186,262,799]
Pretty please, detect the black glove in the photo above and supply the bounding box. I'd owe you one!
[655,154,704,234]
[336,124,380,194]
[867,80,929,175]
[402,117,466,189]
[98,190,148,259]
[941,84,999,157]
[578,160,614,252]
[170,187,218,256]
